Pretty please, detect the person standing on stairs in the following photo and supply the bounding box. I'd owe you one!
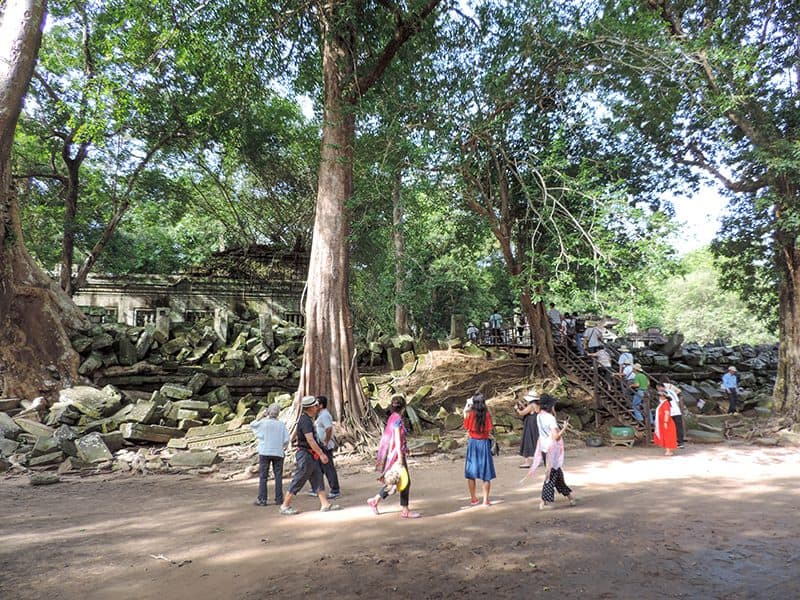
[630,364,648,423]
[584,322,604,354]
[573,314,586,356]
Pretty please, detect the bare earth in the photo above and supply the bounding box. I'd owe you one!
[2,443,799,600]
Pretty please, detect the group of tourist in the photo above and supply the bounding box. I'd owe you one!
[250,388,579,517]
[515,390,577,509]
[250,395,343,515]
[249,341,744,515]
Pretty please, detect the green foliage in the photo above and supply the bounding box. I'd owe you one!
[660,248,777,345]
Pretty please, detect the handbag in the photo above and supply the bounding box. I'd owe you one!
[491,437,500,456]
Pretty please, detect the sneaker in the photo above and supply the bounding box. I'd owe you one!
[568,497,577,507]
[319,504,341,512]
[469,498,480,506]
[677,444,685,449]
[305,490,318,497]
[279,506,298,516]
[539,500,552,511]
[326,492,341,500]
[254,500,268,506]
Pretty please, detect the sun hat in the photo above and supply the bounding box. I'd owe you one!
[619,345,630,352]
[728,365,737,372]
[524,391,540,403]
[300,395,319,408]
[633,363,642,371]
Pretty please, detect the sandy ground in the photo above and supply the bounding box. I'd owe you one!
[2,442,799,600]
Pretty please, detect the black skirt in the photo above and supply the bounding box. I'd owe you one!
[519,414,539,458]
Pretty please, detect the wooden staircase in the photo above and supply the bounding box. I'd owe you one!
[554,344,651,441]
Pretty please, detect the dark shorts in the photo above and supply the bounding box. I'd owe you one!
[288,449,324,495]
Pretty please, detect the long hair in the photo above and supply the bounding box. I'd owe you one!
[389,394,406,414]
[470,392,488,433]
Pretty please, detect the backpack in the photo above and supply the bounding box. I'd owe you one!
[575,318,586,334]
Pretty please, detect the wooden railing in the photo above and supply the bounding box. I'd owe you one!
[554,343,652,441]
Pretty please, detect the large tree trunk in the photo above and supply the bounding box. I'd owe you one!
[296,16,378,441]
[520,291,558,377]
[773,237,800,421]
[0,0,87,400]
[392,168,410,335]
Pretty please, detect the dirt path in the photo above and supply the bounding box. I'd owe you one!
[2,443,799,600]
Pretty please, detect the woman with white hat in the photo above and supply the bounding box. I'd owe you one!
[515,391,540,468]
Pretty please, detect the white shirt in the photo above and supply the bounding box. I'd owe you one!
[537,412,558,452]
[315,408,335,450]
[618,352,633,368]
[664,384,682,416]
[622,364,635,381]
[250,417,290,457]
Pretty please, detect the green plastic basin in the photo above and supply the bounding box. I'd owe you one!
[610,426,635,438]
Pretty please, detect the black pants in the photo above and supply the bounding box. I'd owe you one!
[542,466,572,503]
[320,446,340,495]
[378,458,410,507]
[672,415,684,445]
[288,449,323,495]
[258,455,284,504]
[726,389,738,413]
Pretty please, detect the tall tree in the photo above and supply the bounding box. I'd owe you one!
[1,0,87,399]
[295,0,442,439]
[589,0,800,419]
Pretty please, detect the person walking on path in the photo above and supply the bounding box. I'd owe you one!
[463,392,497,506]
[515,391,540,468]
[653,388,678,456]
[315,395,341,500]
[722,366,739,414]
[367,395,421,519]
[250,403,289,506]
[527,394,576,510]
[279,396,341,515]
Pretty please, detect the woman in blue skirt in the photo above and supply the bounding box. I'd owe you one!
[463,392,497,506]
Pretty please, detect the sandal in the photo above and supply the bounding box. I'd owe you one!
[469,498,480,506]
[319,504,341,512]
[400,510,421,519]
[367,498,380,515]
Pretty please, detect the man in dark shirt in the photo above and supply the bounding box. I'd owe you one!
[279,395,341,515]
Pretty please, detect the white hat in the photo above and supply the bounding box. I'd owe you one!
[300,395,318,408]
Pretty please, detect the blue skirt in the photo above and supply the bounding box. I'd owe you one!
[464,438,496,481]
